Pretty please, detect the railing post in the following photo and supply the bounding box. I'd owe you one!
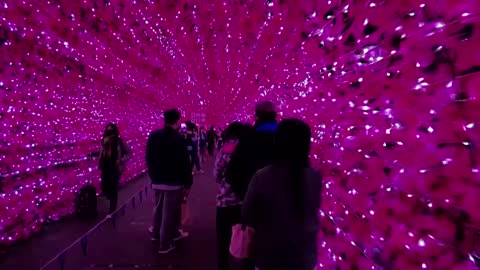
[58,252,66,270]
[80,236,88,256]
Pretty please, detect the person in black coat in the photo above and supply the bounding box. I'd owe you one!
[198,127,207,162]
[185,123,203,174]
[99,123,127,217]
[207,125,218,156]
[225,101,278,201]
[145,109,193,254]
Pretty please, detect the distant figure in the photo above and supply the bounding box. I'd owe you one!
[198,127,207,162]
[226,101,278,200]
[99,123,127,218]
[214,122,245,270]
[242,119,321,270]
[145,109,192,254]
[217,128,224,151]
[186,125,203,174]
[207,125,218,156]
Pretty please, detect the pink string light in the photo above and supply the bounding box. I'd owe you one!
[1,0,480,268]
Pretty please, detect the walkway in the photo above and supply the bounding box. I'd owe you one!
[0,160,217,270]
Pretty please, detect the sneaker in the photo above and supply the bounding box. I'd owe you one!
[158,244,176,254]
[149,226,159,241]
[173,230,189,241]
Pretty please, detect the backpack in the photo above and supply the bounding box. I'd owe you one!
[74,185,98,219]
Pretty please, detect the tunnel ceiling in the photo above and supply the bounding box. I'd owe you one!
[2,0,480,268]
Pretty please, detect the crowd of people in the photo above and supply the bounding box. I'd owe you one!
[97,101,322,270]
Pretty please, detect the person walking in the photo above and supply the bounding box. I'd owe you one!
[207,125,218,156]
[242,119,322,270]
[198,127,207,163]
[214,122,247,270]
[186,126,203,174]
[99,123,127,218]
[225,101,278,201]
[145,109,192,254]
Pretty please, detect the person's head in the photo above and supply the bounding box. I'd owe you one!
[255,101,277,125]
[274,119,311,167]
[104,123,119,138]
[210,125,215,131]
[164,109,182,130]
[185,121,197,132]
[223,122,244,141]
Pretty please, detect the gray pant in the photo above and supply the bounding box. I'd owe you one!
[152,189,183,248]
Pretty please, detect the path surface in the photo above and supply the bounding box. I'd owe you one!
[0,160,217,270]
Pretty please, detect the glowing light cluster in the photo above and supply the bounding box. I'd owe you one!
[1,0,480,269]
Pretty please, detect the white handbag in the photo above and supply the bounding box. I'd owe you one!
[229,224,255,259]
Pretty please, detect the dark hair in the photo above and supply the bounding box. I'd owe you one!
[223,122,243,141]
[274,119,311,217]
[185,121,197,131]
[103,123,119,138]
[238,124,255,147]
[164,109,181,126]
[255,101,277,124]
[210,125,215,131]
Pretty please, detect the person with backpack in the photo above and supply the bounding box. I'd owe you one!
[241,119,322,270]
[214,122,249,270]
[98,123,127,218]
[225,101,278,201]
[145,109,192,254]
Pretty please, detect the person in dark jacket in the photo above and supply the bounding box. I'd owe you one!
[207,125,218,156]
[198,127,207,162]
[186,124,203,174]
[99,123,127,218]
[225,101,278,200]
[145,109,193,254]
[242,119,321,270]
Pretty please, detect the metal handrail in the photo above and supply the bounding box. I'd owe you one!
[39,183,149,270]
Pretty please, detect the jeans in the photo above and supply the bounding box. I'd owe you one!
[153,189,183,248]
[199,146,206,162]
[101,168,120,214]
[216,206,242,270]
[190,151,201,171]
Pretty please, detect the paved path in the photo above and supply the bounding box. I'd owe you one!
[0,160,218,270]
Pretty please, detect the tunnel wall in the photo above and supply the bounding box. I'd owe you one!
[1,0,480,269]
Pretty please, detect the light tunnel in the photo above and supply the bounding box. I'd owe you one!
[1,0,480,269]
